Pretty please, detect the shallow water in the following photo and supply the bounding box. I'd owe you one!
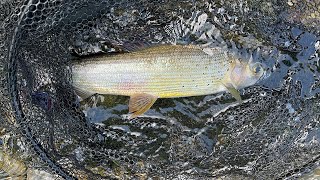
[81,8,319,131]
[80,8,320,179]
[1,0,320,179]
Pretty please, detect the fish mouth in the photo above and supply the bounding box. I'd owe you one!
[257,68,270,83]
[258,72,265,83]
[256,63,270,83]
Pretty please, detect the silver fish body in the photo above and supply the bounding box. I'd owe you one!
[72,44,265,118]
[72,45,233,98]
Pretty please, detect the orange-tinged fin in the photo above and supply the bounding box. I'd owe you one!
[128,93,158,119]
[73,86,95,101]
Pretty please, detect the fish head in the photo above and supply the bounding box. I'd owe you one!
[229,58,266,89]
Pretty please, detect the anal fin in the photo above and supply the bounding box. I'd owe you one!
[73,86,95,101]
[128,93,158,119]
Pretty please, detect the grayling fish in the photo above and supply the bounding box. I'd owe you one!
[72,45,265,118]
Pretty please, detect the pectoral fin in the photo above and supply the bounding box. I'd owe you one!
[223,83,242,103]
[128,93,158,119]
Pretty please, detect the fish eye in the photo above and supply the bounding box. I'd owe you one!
[251,63,263,74]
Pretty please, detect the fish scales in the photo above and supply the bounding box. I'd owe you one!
[72,45,231,98]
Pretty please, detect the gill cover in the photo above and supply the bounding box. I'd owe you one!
[229,55,265,90]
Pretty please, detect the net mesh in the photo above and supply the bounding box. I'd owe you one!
[0,0,319,179]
